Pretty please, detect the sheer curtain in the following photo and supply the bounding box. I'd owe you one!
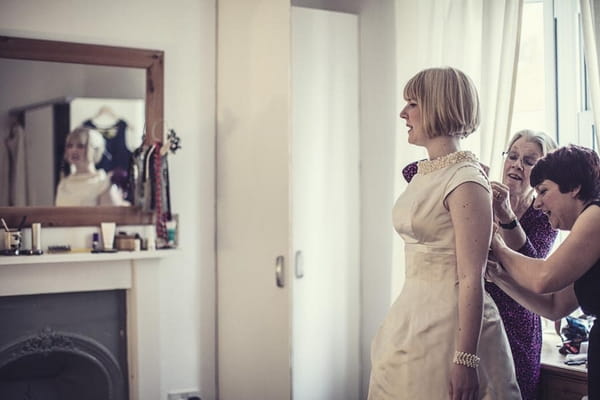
[391,0,523,295]
[581,0,600,149]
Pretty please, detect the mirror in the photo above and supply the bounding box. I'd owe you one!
[0,35,163,227]
[1,60,146,207]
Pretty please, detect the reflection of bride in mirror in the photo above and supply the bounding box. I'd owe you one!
[55,126,130,206]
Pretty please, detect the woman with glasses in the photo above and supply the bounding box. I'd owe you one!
[488,144,600,399]
[486,129,558,399]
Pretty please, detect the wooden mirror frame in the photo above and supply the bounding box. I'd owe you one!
[0,36,163,227]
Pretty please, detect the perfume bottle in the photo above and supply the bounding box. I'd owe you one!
[92,232,100,251]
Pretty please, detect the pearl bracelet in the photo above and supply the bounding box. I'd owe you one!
[453,351,480,368]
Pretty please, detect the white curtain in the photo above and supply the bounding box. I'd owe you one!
[395,0,523,178]
[581,0,600,150]
[391,0,523,295]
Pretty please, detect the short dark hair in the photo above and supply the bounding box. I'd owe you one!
[530,144,600,202]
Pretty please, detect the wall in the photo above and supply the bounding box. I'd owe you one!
[0,1,216,399]
[0,60,144,132]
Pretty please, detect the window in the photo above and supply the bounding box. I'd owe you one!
[511,0,597,332]
[512,0,595,149]
[511,0,547,135]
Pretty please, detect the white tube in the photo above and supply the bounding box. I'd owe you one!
[100,222,116,250]
[147,228,156,251]
[31,223,42,252]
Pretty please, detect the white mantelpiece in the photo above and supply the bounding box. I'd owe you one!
[0,225,174,296]
[0,249,176,296]
[0,249,174,266]
[0,225,175,400]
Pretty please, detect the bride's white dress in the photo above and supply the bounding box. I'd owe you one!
[368,151,522,400]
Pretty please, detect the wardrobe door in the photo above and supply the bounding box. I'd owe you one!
[216,1,292,399]
[291,7,360,400]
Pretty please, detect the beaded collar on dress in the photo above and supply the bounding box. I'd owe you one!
[417,150,478,175]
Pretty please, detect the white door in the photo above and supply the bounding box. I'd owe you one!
[217,1,292,399]
[291,7,360,400]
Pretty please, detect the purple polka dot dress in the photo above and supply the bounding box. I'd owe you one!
[485,205,557,400]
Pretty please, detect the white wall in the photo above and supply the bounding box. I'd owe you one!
[0,1,216,399]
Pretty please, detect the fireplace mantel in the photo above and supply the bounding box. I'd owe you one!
[0,249,177,266]
[0,226,172,399]
[0,245,177,298]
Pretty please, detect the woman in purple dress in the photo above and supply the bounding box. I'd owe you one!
[486,129,558,399]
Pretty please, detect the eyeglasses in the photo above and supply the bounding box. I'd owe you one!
[502,151,538,168]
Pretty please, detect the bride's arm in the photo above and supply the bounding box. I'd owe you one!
[447,181,491,396]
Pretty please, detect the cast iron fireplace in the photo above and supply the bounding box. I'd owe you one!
[0,290,129,399]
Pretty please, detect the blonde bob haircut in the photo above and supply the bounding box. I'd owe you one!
[403,67,480,139]
[64,126,106,164]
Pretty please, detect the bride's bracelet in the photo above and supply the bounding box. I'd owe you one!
[453,351,480,368]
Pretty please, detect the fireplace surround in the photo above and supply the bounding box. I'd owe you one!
[0,290,128,399]
[0,225,173,399]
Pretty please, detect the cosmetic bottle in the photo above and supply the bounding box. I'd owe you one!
[31,223,43,255]
[92,232,100,251]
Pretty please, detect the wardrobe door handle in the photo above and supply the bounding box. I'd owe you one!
[275,255,285,288]
[294,250,304,279]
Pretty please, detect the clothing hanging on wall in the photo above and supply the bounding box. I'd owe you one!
[6,99,72,207]
[4,123,28,206]
[130,141,173,244]
[83,118,133,176]
[0,127,10,206]
[90,105,119,126]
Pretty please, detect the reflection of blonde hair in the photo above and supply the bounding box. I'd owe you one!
[64,126,105,164]
[403,67,480,139]
[506,129,558,156]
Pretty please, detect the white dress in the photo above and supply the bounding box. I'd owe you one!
[368,151,521,399]
[55,170,111,206]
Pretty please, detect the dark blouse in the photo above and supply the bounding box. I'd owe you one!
[403,161,558,400]
[576,201,600,317]
[576,201,600,399]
